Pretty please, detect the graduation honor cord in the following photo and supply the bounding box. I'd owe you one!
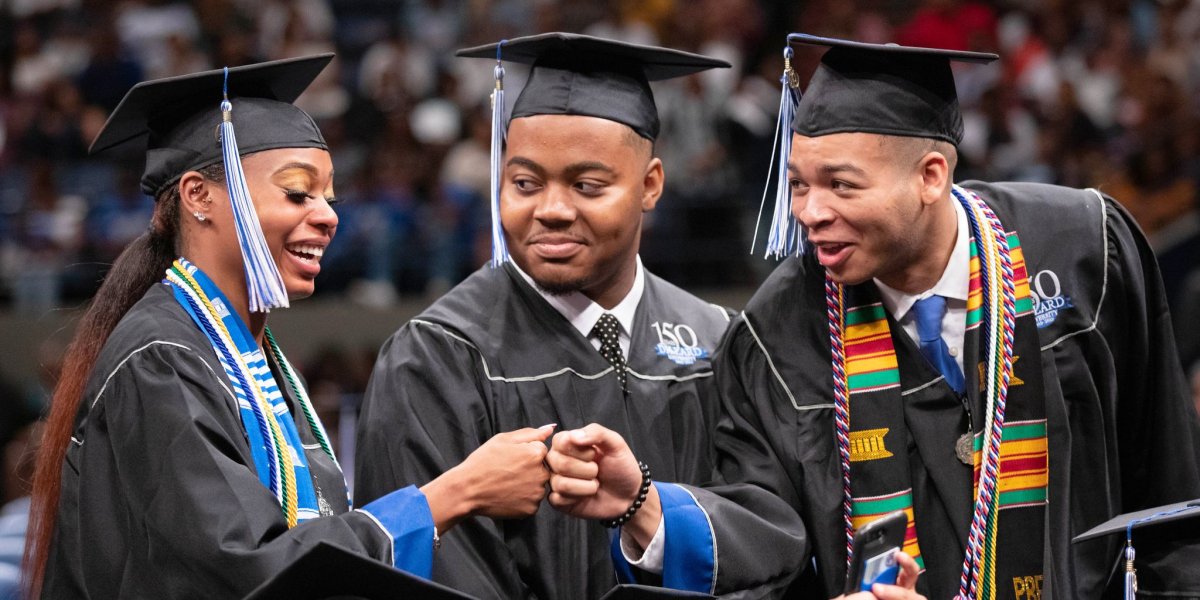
[166,258,338,527]
[826,187,1020,599]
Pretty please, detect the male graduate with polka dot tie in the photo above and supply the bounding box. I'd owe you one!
[354,33,806,599]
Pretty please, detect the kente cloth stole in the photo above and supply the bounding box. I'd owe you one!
[166,258,339,527]
[827,187,1049,599]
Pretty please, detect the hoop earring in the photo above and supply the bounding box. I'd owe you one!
[194,211,207,222]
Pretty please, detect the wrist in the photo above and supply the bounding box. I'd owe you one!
[601,461,652,528]
[625,483,661,550]
[420,467,476,532]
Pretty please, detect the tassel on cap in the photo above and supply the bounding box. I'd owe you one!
[1123,539,1136,600]
[219,67,290,312]
[488,41,510,267]
[752,46,804,259]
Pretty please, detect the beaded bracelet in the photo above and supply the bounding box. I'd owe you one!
[600,461,652,528]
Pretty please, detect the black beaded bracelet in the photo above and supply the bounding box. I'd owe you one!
[600,461,652,528]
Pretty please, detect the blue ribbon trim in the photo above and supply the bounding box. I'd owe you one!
[658,483,715,594]
[359,485,435,579]
[611,530,638,584]
[609,483,715,593]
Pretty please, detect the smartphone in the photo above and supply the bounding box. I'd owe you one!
[842,509,908,595]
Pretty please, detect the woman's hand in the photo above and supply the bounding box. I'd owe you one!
[837,551,924,600]
[421,424,555,532]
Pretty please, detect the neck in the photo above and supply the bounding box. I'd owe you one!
[248,313,267,344]
[583,257,637,310]
[878,196,957,294]
[187,255,266,345]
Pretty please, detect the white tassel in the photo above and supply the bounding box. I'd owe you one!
[752,47,805,259]
[488,47,510,267]
[219,68,290,312]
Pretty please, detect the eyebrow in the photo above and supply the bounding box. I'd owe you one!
[273,162,321,178]
[506,156,544,175]
[563,161,615,179]
[506,156,616,178]
[819,163,867,178]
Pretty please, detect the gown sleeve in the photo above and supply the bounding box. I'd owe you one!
[1099,198,1200,501]
[354,321,529,599]
[1095,197,1200,588]
[612,317,811,598]
[84,341,433,598]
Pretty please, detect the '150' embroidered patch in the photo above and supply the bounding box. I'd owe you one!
[1029,269,1074,329]
[651,321,710,366]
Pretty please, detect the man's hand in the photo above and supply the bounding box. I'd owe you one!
[422,424,554,531]
[545,423,662,550]
[545,423,642,518]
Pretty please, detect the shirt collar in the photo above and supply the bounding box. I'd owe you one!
[512,256,645,340]
[876,197,971,321]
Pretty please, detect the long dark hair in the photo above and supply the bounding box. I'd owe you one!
[24,164,224,597]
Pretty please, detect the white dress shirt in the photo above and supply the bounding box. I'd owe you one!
[511,256,645,359]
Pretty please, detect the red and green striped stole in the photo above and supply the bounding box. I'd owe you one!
[844,303,901,393]
[851,489,925,571]
[967,232,1034,330]
[971,419,1049,509]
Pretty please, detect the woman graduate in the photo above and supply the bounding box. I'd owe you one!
[24,55,552,598]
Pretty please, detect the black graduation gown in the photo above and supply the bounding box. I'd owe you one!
[355,263,770,599]
[44,284,397,599]
[705,181,1200,599]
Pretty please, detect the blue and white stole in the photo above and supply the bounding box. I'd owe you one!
[167,258,328,524]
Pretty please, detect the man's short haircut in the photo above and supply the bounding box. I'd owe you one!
[623,126,655,162]
[879,135,958,175]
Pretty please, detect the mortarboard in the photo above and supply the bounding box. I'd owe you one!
[455,32,730,266]
[242,542,473,599]
[1072,498,1200,599]
[91,54,332,198]
[753,34,998,259]
[91,54,334,313]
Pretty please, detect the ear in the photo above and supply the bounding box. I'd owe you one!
[917,151,950,207]
[640,157,664,212]
[178,171,215,222]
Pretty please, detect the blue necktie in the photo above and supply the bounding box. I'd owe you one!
[912,295,965,395]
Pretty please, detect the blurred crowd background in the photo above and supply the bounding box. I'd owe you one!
[2,0,1200,588]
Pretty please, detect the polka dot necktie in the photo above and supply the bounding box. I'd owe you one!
[591,313,627,393]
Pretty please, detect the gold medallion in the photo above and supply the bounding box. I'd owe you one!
[956,433,974,465]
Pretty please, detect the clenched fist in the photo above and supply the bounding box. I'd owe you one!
[545,423,662,550]
[421,424,554,532]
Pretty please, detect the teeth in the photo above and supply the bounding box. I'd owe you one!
[286,244,324,258]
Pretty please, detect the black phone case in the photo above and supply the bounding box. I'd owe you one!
[842,509,909,595]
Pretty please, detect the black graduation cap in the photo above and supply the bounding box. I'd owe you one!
[788,33,998,145]
[91,54,333,197]
[242,542,474,600]
[1072,499,1200,597]
[456,32,730,141]
[456,32,729,267]
[754,34,999,259]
